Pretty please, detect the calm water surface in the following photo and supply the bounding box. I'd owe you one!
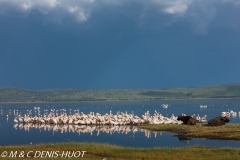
[1,99,240,148]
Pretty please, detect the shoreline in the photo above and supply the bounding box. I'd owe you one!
[1,124,240,159]
[141,123,240,140]
[1,97,240,104]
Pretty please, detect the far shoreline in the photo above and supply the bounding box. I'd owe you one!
[1,97,240,104]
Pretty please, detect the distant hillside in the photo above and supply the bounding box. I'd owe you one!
[0,84,240,102]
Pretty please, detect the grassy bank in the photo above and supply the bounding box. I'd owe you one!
[1,124,240,159]
[141,123,240,140]
[0,142,240,160]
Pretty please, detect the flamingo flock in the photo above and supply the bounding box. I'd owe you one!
[10,105,213,126]
[13,109,185,125]
[8,105,240,126]
[221,110,238,117]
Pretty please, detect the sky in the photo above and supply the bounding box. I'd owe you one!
[0,0,240,90]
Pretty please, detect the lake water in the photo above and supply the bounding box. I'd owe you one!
[1,99,240,148]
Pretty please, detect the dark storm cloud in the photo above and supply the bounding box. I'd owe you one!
[0,0,240,89]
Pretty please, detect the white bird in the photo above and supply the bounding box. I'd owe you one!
[201,115,207,122]
[14,118,18,123]
[196,114,201,122]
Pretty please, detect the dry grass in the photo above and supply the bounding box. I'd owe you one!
[0,142,240,160]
